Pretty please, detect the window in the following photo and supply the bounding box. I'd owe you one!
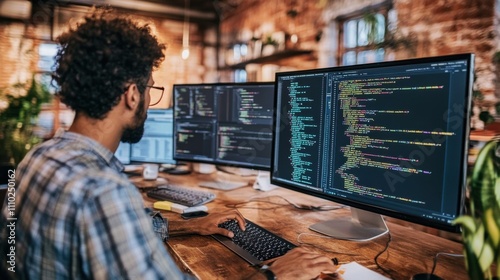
[338,8,390,66]
[234,69,247,82]
[38,43,59,94]
[233,43,248,82]
[38,43,58,72]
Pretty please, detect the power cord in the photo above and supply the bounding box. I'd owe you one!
[430,252,464,276]
[373,232,395,279]
[296,233,359,257]
[373,234,464,280]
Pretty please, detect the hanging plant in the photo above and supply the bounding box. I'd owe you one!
[0,76,51,166]
[363,12,417,54]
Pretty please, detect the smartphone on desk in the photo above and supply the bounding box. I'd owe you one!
[181,211,208,220]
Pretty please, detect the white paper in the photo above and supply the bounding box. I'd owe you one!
[338,262,389,280]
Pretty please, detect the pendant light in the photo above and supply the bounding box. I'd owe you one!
[181,0,190,60]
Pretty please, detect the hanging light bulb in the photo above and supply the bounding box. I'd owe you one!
[181,0,190,60]
[181,47,190,60]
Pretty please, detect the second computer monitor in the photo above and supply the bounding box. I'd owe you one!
[173,82,275,170]
[130,108,176,165]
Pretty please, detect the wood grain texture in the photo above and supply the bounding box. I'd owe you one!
[135,170,468,280]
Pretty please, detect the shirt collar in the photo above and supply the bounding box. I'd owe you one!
[54,128,125,172]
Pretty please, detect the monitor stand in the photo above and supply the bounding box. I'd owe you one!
[193,163,216,174]
[165,162,192,175]
[217,166,258,176]
[309,208,388,241]
[197,166,251,191]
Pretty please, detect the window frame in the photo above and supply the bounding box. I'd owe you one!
[337,2,392,66]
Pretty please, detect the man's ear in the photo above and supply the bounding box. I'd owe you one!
[123,84,140,110]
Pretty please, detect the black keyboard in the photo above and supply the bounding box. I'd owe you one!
[213,219,296,265]
[147,185,216,207]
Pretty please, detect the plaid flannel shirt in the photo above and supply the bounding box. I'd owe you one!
[0,129,194,280]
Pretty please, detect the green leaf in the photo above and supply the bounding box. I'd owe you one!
[471,223,485,257]
[464,241,486,279]
[453,215,477,236]
[471,138,500,213]
[484,207,500,247]
[478,240,495,273]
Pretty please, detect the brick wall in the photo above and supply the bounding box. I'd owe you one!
[0,7,216,108]
[219,0,499,104]
[0,22,37,88]
[394,0,497,98]
[1,1,499,108]
[218,0,325,78]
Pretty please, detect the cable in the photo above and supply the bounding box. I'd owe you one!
[296,232,359,257]
[373,232,395,279]
[430,252,464,276]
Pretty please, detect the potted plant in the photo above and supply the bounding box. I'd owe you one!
[261,35,279,56]
[0,76,51,170]
[453,136,500,279]
[471,79,499,130]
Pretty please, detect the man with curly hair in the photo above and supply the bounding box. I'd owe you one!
[0,9,337,280]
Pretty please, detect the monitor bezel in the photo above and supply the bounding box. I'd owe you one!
[172,82,275,171]
[270,53,474,233]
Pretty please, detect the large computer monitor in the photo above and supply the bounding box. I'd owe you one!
[173,82,275,171]
[271,54,474,241]
[129,108,176,165]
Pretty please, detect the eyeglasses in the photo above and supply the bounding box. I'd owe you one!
[146,85,164,106]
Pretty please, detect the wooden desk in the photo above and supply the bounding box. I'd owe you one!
[135,171,468,280]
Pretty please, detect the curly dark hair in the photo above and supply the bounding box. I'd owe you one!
[53,9,165,119]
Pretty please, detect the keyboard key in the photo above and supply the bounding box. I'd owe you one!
[147,185,216,207]
[212,219,296,265]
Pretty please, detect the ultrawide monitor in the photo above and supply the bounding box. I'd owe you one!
[173,82,275,170]
[271,53,474,240]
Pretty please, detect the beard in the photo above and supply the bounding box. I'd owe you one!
[121,95,147,144]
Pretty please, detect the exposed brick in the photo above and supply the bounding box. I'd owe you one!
[0,0,498,104]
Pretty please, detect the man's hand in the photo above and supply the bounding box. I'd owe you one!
[192,210,246,237]
[169,210,246,237]
[267,247,338,280]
